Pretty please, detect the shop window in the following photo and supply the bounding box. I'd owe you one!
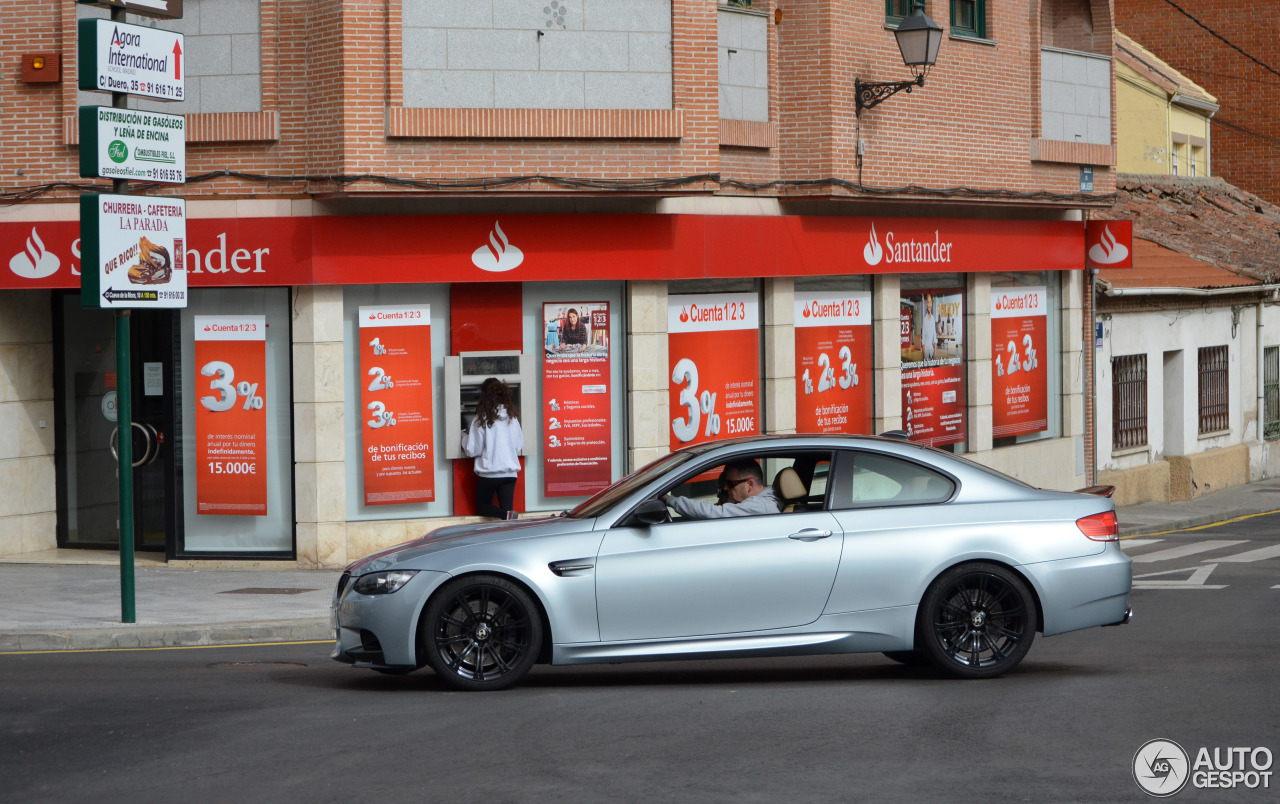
[991,272,1061,447]
[1112,354,1147,450]
[795,276,873,437]
[901,273,966,452]
[1197,345,1229,434]
[343,285,453,522]
[180,288,294,554]
[1265,346,1280,441]
[950,0,985,39]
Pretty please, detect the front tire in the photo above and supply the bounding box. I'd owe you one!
[420,574,543,691]
[918,563,1036,679]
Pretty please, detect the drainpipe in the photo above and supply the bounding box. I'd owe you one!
[1259,299,1265,447]
[1097,283,1280,298]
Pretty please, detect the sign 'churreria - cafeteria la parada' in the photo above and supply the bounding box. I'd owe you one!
[79,194,187,309]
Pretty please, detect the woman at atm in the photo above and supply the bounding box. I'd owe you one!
[463,378,524,519]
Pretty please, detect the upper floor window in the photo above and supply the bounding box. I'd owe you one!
[951,0,986,39]
[887,1,926,26]
[1171,143,1181,176]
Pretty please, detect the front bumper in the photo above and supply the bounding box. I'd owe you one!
[330,569,450,668]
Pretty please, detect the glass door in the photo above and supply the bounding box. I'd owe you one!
[55,295,180,554]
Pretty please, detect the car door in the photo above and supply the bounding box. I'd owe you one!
[823,449,961,614]
[594,457,843,642]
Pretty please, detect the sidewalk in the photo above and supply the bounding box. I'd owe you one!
[3,478,1280,653]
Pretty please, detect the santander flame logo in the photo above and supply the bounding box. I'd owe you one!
[863,222,884,266]
[802,306,811,318]
[471,220,524,272]
[679,307,690,323]
[1088,224,1129,265]
[9,227,61,280]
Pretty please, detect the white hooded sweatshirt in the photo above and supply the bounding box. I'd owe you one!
[464,405,524,477]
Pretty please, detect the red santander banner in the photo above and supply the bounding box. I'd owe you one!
[194,315,268,515]
[3,213,1087,290]
[542,302,612,497]
[795,291,872,434]
[901,289,966,447]
[668,293,760,450]
[992,287,1048,438]
[359,305,435,506]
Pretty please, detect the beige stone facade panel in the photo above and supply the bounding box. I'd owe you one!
[0,291,52,345]
[0,344,53,404]
[627,332,668,393]
[0,400,55,459]
[0,455,55,518]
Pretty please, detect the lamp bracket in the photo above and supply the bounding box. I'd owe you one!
[855,74,925,116]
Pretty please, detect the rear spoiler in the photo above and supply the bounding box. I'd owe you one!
[1074,484,1116,498]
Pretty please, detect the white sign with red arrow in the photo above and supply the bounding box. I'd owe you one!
[77,18,184,102]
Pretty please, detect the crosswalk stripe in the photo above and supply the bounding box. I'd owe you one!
[1208,544,1280,563]
[1129,540,1249,563]
[1120,539,1164,550]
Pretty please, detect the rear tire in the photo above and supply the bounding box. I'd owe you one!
[420,574,543,691]
[918,562,1036,679]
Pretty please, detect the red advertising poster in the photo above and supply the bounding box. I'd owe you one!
[900,289,966,447]
[194,315,268,515]
[668,293,760,450]
[991,286,1048,438]
[359,305,435,506]
[542,302,612,497]
[795,291,873,434]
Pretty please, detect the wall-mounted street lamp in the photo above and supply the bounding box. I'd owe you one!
[855,2,943,117]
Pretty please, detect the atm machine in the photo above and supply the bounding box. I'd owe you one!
[444,350,537,515]
[443,350,536,459]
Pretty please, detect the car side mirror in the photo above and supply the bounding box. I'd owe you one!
[630,498,670,526]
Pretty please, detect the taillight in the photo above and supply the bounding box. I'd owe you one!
[1077,511,1118,541]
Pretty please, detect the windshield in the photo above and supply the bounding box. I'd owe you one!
[568,450,700,519]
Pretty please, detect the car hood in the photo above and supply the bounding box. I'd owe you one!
[345,515,593,574]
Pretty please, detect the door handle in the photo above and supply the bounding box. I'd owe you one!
[788,528,832,542]
[140,422,161,465]
[110,422,154,469]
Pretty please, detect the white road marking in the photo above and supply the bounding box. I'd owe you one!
[1133,564,1226,590]
[1129,540,1248,563]
[1207,544,1280,563]
[1120,539,1164,551]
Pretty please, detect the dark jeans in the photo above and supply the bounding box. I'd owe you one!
[475,475,517,518]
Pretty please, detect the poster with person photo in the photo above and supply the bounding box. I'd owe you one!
[900,289,966,447]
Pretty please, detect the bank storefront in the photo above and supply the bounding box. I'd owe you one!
[0,206,1097,568]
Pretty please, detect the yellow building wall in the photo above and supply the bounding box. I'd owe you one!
[1116,64,1171,174]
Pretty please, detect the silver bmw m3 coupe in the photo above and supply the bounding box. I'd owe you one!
[332,435,1131,690]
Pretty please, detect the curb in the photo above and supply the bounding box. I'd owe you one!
[0,617,332,652]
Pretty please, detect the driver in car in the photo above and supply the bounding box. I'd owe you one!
[662,458,780,519]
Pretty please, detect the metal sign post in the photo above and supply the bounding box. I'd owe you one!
[77,3,186,623]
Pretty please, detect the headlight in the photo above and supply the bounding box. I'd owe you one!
[352,570,419,595]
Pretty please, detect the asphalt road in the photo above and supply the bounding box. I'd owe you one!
[4,516,1279,803]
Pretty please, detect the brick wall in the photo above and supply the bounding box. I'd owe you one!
[1115,0,1280,206]
[1,0,1116,206]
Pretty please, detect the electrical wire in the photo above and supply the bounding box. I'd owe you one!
[1157,0,1280,80]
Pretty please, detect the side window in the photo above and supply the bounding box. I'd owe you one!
[662,452,833,518]
[833,450,955,508]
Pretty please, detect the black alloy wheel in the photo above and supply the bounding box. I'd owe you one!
[918,562,1036,679]
[420,574,543,691]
